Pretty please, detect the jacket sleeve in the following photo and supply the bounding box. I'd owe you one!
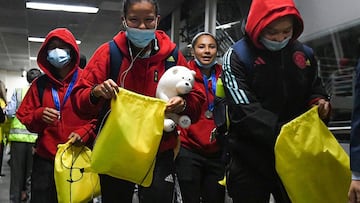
[5,90,18,117]
[176,52,205,124]
[222,48,279,149]
[351,60,360,173]
[71,43,110,117]
[72,118,97,145]
[16,83,47,133]
[307,46,331,105]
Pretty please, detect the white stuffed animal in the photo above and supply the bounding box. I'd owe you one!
[156,65,196,132]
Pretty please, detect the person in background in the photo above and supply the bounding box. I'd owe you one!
[0,80,7,177]
[71,0,204,202]
[0,80,6,123]
[5,68,42,203]
[348,58,360,203]
[221,0,331,202]
[175,32,225,203]
[16,28,97,203]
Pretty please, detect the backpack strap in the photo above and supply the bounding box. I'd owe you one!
[231,38,255,73]
[165,46,179,70]
[302,44,314,59]
[36,74,48,105]
[109,40,123,82]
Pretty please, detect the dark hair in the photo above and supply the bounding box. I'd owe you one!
[26,68,42,83]
[191,32,218,48]
[123,0,160,16]
[79,54,87,69]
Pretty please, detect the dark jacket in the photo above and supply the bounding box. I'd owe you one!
[221,0,329,178]
[351,60,360,173]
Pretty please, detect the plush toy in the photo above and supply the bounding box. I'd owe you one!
[156,65,196,132]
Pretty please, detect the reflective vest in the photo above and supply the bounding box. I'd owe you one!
[8,87,37,143]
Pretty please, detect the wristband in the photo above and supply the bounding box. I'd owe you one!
[90,84,100,104]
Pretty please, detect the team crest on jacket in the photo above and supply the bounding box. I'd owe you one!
[293,51,306,69]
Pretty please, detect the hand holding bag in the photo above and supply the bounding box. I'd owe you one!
[275,106,351,203]
[54,141,101,203]
[91,88,167,187]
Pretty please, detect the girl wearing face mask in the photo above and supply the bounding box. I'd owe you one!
[221,0,331,202]
[16,28,97,203]
[71,0,205,202]
[175,32,226,203]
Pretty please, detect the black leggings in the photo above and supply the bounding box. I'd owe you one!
[227,156,291,203]
[99,150,176,203]
[99,174,135,202]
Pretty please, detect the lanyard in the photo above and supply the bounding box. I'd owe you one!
[52,70,78,114]
[202,71,216,111]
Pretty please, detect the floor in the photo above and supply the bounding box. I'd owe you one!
[0,151,10,203]
[0,142,350,203]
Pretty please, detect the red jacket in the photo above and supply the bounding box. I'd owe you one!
[180,60,222,154]
[16,28,97,160]
[72,30,205,152]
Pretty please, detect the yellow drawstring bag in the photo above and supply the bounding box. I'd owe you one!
[275,106,351,203]
[54,141,101,203]
[91,88,166,187]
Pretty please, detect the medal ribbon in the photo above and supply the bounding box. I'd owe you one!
[52,70,78,115]
[202,71,216,112]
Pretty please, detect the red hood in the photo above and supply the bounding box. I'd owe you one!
[37,28,80,84]
[245,0,304,49]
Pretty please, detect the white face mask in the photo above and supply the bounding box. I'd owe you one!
[47,48,71,68]
[194,58,217,69]
[260,36,291,51]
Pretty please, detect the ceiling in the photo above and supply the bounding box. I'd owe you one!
[0,0,183,73]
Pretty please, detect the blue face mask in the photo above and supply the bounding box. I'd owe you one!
[125,22,156,48]
[47,48,71,69]
[260,36,291,51]
[195,58,217,69]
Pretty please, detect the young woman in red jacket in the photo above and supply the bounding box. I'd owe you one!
[175,32,226,203]
[16,28,97,203]
[71,0,204,202]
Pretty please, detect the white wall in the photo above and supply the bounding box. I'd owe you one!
[296,0,360,41]
[0,70,28,101]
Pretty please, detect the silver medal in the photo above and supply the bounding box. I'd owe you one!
[205,110,213,119]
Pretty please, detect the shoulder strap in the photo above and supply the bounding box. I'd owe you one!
[302,44,313,59]
[231,38,254,72]
[165,46,179,70]
[36,74,48,105]
[109,40,123,82]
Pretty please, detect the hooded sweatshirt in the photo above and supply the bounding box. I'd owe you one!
[16,28,96,160]
[72,30,205,152]
[221,0,329,178]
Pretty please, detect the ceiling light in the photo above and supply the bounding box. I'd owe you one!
[29,57,37,60]
[28,37,81,44]
[26,2,99,13]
